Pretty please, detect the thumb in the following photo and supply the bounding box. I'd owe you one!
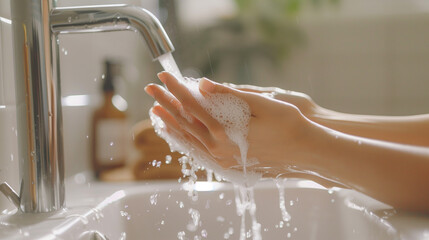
[199,78,267,106]
[199,78,244,96]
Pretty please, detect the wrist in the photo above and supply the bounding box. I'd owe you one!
[291,118,338,178]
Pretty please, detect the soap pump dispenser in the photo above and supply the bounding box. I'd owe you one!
[91,60,128,178]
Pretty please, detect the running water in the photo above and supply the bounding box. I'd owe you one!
[157,52,183,81]
[275,178,291,222]
[153,53,262,240]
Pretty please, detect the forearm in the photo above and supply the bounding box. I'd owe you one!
[308,107,429,147]
[302,122,429,212]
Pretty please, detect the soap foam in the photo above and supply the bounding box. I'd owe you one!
[150,77,261,186]
[149,72,262,240]
[183,77,254,169]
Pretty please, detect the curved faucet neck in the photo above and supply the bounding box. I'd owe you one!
[4,0,174,213]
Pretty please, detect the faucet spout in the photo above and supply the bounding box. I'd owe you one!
[50,4,174,60]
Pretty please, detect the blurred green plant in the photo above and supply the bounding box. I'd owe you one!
[180,0,339,83]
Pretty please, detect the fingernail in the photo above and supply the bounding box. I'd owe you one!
[157,71,167,84]
[152,106,159,115]
[144,86,154,97]
[150,107,159,117]
[199,78,215,93]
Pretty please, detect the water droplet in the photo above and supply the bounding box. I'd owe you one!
[201,229,207,238]
[287,232,291,238]
[177,231,186,240]
[120,232,126,240]
[120,210,128,217]
[219,193,224,200]
[109,142,114,146]
[101,74,105,79]
[150,193,158,205]
[289,200,294,206]
[165,155,172,164]
[67,17,72,23]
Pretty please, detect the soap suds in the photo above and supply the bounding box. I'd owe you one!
[150,77,261,186]
[150,76,262,239]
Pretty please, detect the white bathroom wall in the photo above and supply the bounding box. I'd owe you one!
[279,11,429,115]
[178,0,429,115]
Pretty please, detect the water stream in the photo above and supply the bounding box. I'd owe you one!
[155,52,264,240]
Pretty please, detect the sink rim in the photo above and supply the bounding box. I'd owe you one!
[0,173,428,240]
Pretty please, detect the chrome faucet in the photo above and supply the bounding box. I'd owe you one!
[0,0,174,213]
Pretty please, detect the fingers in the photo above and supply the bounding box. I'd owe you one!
[158,72,228,139]
[224,83,279,94]
[199,78,265,106]
[151,106,235,169]
[146,84,182,113]
[146,84,215,147]
[151,105,209,152]
[199,78,238,95]
[151,105,181,130]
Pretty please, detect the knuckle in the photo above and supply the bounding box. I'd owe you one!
[180,96,193,108]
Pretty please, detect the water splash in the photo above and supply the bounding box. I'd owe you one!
[275,178,291,222]
[155,52,262,239]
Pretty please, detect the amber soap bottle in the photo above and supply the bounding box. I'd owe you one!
[91,60,128,178]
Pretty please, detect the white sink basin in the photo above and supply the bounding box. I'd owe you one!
[0,175,428,239]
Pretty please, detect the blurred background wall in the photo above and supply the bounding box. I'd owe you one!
[1,0,429,211]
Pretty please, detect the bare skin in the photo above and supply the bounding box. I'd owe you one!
[226,83,429,147]
[145,72,429,212]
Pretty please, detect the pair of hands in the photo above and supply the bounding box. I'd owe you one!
[145,72,322,175]
[146,72,429,209]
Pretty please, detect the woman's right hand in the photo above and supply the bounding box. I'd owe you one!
[145,73,319,172]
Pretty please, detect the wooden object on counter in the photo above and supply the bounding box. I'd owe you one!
[131,119,184,180]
